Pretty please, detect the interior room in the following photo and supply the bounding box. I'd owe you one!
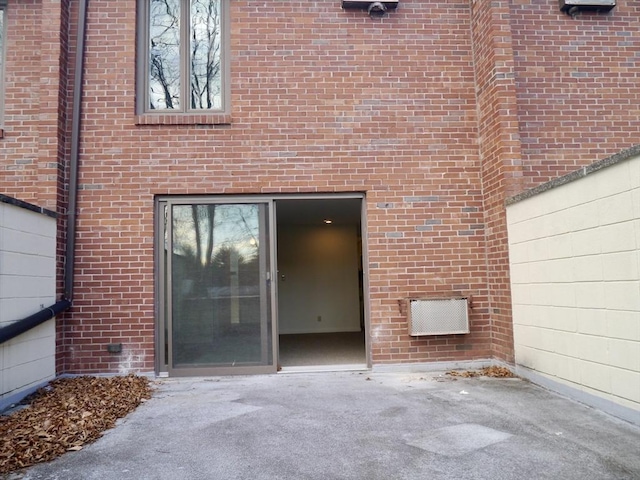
[275,197,366,369]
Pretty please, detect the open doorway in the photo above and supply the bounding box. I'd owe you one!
[275,197,367,369]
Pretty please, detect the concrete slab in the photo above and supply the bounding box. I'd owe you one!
[13,371,640,480]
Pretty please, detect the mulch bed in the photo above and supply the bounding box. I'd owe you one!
[0,375,153,475]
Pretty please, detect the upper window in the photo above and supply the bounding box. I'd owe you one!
[137,0,229,116]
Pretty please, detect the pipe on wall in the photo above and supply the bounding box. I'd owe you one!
[64,0,89,301]
[0,300,72,345]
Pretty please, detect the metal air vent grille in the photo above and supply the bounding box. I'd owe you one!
[408,297,469,336]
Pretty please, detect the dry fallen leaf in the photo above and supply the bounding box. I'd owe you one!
[446,366,515,379]
[480,366,515,378]
[0,375,152,474]
[447,370,480,378]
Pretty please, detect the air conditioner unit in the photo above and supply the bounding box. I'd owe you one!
[559,0,615,14]
[408,297,470,336]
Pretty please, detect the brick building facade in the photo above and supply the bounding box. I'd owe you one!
[1,0,638,377]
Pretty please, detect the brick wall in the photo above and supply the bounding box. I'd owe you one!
[2,0,638,375]
[55,0,493,373]
[511,1,640,187]
[470,0,522,363]
[1,0,65,210]
[2,0,43,205]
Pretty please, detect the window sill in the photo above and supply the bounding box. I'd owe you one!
[135,113,232,126]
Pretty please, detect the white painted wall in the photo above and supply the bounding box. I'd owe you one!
[277,224,361,335]
[506,154,640,419]
[0,202,57,405]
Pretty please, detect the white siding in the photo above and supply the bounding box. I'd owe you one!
[0,202,57,404]
[507,154,640,419]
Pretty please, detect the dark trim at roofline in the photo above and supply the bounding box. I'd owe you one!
[0,300,71,345]
[506,144,640,206]
[0,194,57,218]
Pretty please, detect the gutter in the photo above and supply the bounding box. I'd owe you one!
[0,0,89,345]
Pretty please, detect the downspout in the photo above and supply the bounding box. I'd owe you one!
[64,0,89,301]
[0,0,88,345]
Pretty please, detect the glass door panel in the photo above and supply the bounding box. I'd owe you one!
[166,202,273,373]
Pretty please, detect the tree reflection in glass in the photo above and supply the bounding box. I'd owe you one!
[171,204,262,366]
[190,0,222,110]
[148,0,222,111]
[149,0,181,110]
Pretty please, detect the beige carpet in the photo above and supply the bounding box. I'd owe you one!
[278,332,366,367]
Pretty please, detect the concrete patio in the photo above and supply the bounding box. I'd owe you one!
[16,370,640,480]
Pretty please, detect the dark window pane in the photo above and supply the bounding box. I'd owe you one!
[149,0,181,110]
[190,0,222,110]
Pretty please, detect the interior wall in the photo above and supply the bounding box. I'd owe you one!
[277,224,361,335]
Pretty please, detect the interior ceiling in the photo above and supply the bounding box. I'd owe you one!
[275,198,362,226]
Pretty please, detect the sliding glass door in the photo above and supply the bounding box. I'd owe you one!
[158,199,275,375]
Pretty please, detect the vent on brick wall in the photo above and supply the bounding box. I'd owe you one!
[342,0,398,17]
[559,0,615,16]
[408,297,470,336]
[342,0,398,9]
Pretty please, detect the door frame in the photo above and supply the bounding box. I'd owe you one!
[154,193,370,376]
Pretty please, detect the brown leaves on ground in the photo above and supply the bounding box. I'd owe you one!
[0,375,152,474]
[446,366,515,378]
